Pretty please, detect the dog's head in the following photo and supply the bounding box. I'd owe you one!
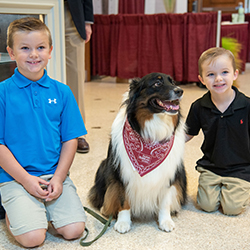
[125,72,183,136]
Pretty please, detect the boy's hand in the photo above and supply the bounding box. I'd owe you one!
[22,175,50,199]
[45,176,63,202]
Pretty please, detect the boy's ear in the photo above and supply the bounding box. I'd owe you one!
[233,69,239,81]
[198,75,206,86]
[49,45,53,59]
[6,46,15,61]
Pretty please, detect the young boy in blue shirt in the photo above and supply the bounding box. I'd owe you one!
[0,17,87,248]
[186,47,250,215]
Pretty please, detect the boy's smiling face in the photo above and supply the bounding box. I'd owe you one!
[198,54,238,95]
[7,30,53,82]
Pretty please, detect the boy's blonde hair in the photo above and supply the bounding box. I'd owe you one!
[7,17,52,49]
[198,47,236,77]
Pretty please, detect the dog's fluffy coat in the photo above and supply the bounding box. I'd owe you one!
[89,73,187,233]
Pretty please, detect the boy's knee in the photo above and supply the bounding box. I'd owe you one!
[221,203,244,216]
[221,179,250,216]
[57,222,85,240]
[197,194,219,212]
[198,199,218,212]
[15,229,46,248]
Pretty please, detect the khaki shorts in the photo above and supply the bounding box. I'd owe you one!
[0,175,86,236]
[197,167,250,215]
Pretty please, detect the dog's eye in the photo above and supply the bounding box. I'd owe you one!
[154,80,162,87]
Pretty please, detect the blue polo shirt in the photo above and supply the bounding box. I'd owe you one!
[0,68,87,183]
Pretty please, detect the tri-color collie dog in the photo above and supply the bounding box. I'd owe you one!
[89,72,187,233]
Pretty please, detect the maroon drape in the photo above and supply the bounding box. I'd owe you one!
[118,0,145,14]
[185,13,217,82]
[138,14,185,81]
[244,13,250,62]
[91,13,217,83]
[221,13,231,22]
[91,15,112,77]
[117,14,186,80]
[222,13,250,63]
[221,23,248,71]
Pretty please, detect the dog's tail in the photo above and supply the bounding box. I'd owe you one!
[172,162,187,207]
[88,159,108,209]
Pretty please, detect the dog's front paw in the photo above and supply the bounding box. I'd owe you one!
[114,209,131,234]
[114,220,131,233]
[159,218,175,232]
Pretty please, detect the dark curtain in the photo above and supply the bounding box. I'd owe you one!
[185,13,217,82]
[117,14,186,80]
[244,13,250,62]
[91,15,112,77]
[117,15,141,78]
[118,0,145,14]
[221,13,231,22]
[138,14,185,81]
[221,23,248,71]
[222,13,250,64]
[91,13,217,83]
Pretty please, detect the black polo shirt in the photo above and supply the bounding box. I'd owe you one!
[186,86,250,182]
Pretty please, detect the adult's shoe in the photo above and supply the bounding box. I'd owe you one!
[77,138,90,153]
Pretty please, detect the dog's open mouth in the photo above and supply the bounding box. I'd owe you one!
[151,98,180,113]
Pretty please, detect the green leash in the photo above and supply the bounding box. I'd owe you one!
[80,207,113,247]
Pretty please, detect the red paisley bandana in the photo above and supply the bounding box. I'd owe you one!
[123,119,175,177]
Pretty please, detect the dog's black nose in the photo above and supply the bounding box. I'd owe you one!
[174,87,183,97]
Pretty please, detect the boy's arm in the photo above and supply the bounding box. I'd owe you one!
[0,144,50,199]
[45,138,78,202]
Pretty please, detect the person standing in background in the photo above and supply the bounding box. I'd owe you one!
[64,0,94,153]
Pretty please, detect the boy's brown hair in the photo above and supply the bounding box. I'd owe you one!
[7,17,52,49]
[198,47,236,77]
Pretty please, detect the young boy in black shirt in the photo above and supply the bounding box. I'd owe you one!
[186,47,250,215]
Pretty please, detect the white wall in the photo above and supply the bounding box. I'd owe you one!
[175,0,188,13]
[109,0,119,14]
[145,0,187,14]
[93,0,102,14]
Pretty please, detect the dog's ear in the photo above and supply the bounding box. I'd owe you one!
[128,78,141,99]
[167,75,175,85]
[126,77,142,113]
[129,78,141,91]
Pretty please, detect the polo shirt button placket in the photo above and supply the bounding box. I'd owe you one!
[32,83,39,108]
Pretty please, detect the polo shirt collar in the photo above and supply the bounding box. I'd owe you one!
[12,68,50,88]
[201,86,247,114]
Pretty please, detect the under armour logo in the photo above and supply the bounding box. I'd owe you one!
[48,98,57,104]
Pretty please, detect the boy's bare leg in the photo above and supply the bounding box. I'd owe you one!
[55,222,85,240]
[6,215,46,248]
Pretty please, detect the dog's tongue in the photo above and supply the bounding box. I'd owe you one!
[164,101,179,111]
[158,100,179,112]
